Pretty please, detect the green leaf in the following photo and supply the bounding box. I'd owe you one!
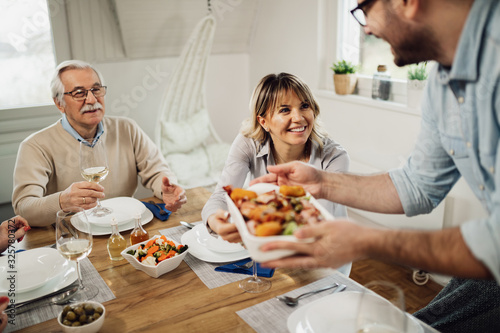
[330,60,357,74]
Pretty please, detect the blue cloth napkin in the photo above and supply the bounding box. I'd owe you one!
[141,201,171,221]
[215,258,275,278]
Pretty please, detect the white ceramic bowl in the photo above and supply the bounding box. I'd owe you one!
[226,183,334,262]
[57,301,105,333]
[121,235,188,278]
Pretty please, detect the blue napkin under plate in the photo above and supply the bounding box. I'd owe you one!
[141,201,171,221]
[215,258,275,278]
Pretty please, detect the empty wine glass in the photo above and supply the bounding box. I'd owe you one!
[356,280,407,333]
[239,260,271,293]
[79,138,111,217]
[55,207,98,301]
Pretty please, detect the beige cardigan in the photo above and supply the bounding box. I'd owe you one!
[13,116,177,227]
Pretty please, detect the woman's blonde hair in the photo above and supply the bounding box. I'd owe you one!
[241,73,326,149]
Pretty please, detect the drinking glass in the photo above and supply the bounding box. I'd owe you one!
[238,260,271,293]
[80,138,111,217]
[356,280,407,333]
[55,207,98,301]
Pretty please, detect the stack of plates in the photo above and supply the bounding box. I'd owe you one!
[181,223,249,263]
[0,248,77,303]
[83,197,154,236]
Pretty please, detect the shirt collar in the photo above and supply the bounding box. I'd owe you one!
[256,137,270,159]
[441,0,495,83]
[61,114,104,147]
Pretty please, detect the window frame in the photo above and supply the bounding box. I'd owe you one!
[317,0,416,111]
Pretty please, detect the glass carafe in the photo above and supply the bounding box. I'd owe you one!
[130,213,150,245]
[107,218,126,260]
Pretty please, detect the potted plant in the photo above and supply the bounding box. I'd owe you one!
[407,62,428,109]
[331,60,357,95]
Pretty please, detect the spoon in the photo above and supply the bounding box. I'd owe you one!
[276,283,340,307]
[15,286,79,314]
[180,221,196,229]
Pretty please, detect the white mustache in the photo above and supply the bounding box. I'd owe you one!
[80,102,103,114]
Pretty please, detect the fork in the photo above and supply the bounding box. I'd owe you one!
[148,201,168,215]
[276,283,340,307]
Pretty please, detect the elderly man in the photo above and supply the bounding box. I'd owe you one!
[13,60,186,227]
[251,0,500,331]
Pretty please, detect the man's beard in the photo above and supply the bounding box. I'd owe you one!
[386,13,440,67]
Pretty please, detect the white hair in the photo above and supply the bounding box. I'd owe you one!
[51,60,105,107]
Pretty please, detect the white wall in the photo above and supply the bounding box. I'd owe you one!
[247,0,488,229]
[97,54,250,144]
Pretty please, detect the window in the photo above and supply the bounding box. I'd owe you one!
[0,0,56,109]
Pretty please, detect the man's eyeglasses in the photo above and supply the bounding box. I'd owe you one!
[63,86,107,101]
[350,0,378,27]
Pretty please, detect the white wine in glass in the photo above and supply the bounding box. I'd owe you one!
[56,207,98,301]
[80,138,111,217]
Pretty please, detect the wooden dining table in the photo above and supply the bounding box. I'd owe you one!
[16,187,339,332]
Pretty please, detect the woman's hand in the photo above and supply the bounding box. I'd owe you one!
[0,216,30,253]
[0,296,9,332]
[207,209,241,243]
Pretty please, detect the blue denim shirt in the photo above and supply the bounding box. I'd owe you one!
[389,0,500,283]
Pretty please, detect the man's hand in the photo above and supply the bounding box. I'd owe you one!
[250,161,324,198]
[259,220,366,269]
[161,177,187,212]
[207,209,241,243]
[59,181,105,210]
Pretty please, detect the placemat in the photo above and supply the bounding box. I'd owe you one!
[159,225,253,289]
[237,271,439,333]
[237,271,356,333]
[5,257,115,333]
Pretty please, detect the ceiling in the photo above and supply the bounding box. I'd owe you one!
[64,0,260,61]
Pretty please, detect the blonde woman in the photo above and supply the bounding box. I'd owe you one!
[201,73,351,275]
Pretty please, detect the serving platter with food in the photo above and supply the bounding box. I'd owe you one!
[224,183,334,262]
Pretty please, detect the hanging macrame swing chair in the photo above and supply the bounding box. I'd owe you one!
[155,13,230,189]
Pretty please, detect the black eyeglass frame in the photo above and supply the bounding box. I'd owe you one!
[350,0,378,27]
[63,86,107,101]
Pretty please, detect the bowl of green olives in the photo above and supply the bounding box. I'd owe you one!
[57,301,105,333]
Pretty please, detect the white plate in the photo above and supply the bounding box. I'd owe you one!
[287,291,423,333]
[0,248,68,293]
[75,209,153,236]
[181,225,249,263]
[86,197,146,226]
[0,250,78,303]
[226,183,334,262]
[192,224,246,253]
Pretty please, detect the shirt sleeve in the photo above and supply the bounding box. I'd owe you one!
[12,140,62,227]
[201,134,254,223]
[321,138,350,218]
[389,98,461,217]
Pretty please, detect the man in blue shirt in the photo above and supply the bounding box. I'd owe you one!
[252,0,500,331]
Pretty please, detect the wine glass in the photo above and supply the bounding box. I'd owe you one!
[356,280,407,333]
[55,207,98,301]
[79,138,111,217]
[238,260,271,293]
